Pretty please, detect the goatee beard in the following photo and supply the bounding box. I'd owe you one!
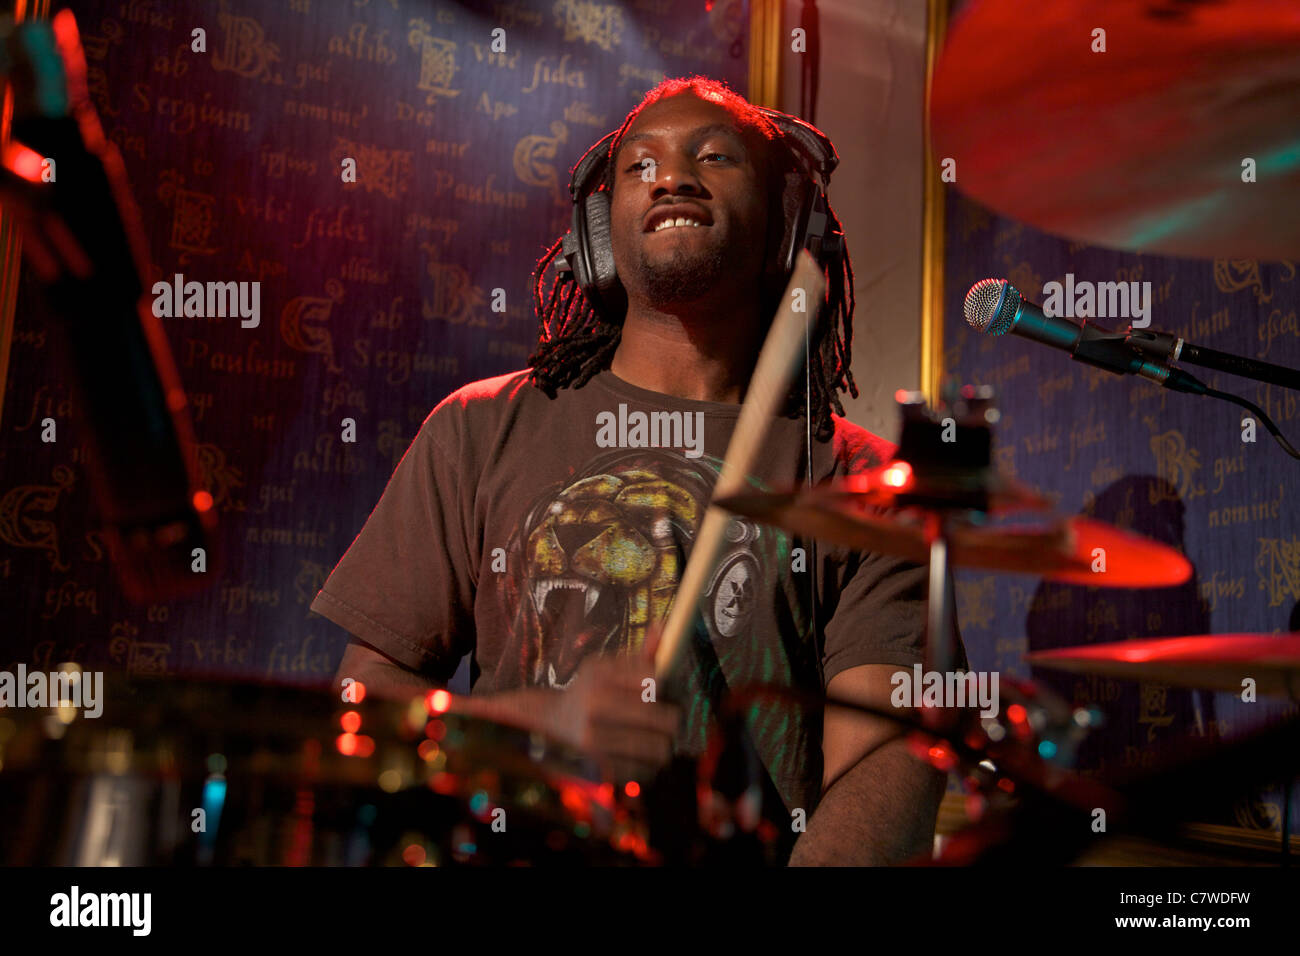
[632,243,728,305]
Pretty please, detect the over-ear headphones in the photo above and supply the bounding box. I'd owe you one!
[552,105,843,322]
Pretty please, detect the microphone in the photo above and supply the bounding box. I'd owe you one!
[963,278,1206,394]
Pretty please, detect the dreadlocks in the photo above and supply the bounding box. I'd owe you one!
[527,76,858,442]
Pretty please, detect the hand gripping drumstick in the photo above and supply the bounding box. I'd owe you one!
[653,249,827,681]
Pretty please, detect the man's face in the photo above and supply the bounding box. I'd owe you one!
[608,93,770,310]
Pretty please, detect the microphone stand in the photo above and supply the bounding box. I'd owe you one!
[1062,322,1300,459]
[1126,328,1300,392]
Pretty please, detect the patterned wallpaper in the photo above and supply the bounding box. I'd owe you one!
[0,0,750,685]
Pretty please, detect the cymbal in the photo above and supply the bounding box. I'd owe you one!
[714,485,1192,587]
[1028,634,1300,697]
[930,0,1300,260]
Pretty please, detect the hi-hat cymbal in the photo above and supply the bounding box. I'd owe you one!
[1028,634,1300,697]
[931,0,1300,260]
[714,485,1192,587]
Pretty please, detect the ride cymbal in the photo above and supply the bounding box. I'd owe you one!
[1028,634,1300,697]
[931,0,1300,260]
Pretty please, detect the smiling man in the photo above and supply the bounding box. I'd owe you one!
[310,77,956,866]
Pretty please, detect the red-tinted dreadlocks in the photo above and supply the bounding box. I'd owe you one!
[528,76,858,441]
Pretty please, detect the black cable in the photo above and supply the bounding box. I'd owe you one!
[1202,386,1300,460]
[800,0,820,125]
[1283,777,1293,865]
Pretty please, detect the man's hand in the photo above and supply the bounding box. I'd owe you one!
[545,654,679,782]
[333,637,678,782]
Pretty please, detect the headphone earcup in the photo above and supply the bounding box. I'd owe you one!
[568,201,594,294]
[582,190,626,319]
[768,170,815,294]
[584,192,617,294]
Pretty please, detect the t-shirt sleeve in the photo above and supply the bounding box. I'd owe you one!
[819,542,966,688]
[817,432,966,687]
[309,408,476,682]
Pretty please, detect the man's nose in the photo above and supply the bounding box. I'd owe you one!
[649,156,703,197]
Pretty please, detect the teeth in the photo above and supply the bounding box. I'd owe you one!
[547,663,576,691]
[531,577,598,615]
[653,217,702,232]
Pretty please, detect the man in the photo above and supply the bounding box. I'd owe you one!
[311,77,954,865]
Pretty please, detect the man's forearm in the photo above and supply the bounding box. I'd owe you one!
[333,651,556,734]
[788,735,946,866]
[453,685,558,732]
[334,652,434,699]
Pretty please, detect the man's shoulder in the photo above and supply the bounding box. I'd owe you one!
[828,412,898,474]
[418,367,582,446]
[436,368,537,412]
[411,369,532,444]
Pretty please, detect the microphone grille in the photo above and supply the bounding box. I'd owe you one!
[964,278,1021,336]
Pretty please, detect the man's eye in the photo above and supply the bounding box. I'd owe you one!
[625,158,655,173]
[702,152,731,162]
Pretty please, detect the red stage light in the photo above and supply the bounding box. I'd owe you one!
[3,142,46,183]
[927,744,956,771]
[402,844,426,866]
[561,785,587,815]
[882,461,913,489]
[430,772,460,795]
[340,710,361,734]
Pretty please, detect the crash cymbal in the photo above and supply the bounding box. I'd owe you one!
[1028,634,1300,697]
[931,0,1300,260]
[714,486,1192,587]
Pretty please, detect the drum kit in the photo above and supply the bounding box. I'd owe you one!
[3,0,1300,866]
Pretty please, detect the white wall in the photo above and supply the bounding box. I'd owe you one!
[780,0,929,441]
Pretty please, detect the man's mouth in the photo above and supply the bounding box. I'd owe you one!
[643,203,712,232]
[650,216,707,234]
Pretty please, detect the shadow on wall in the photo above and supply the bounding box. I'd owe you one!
[1024,475,1213,779]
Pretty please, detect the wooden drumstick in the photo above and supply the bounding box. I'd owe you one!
[653,249,827,680]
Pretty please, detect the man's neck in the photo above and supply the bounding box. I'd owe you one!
[609,296,767,404]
